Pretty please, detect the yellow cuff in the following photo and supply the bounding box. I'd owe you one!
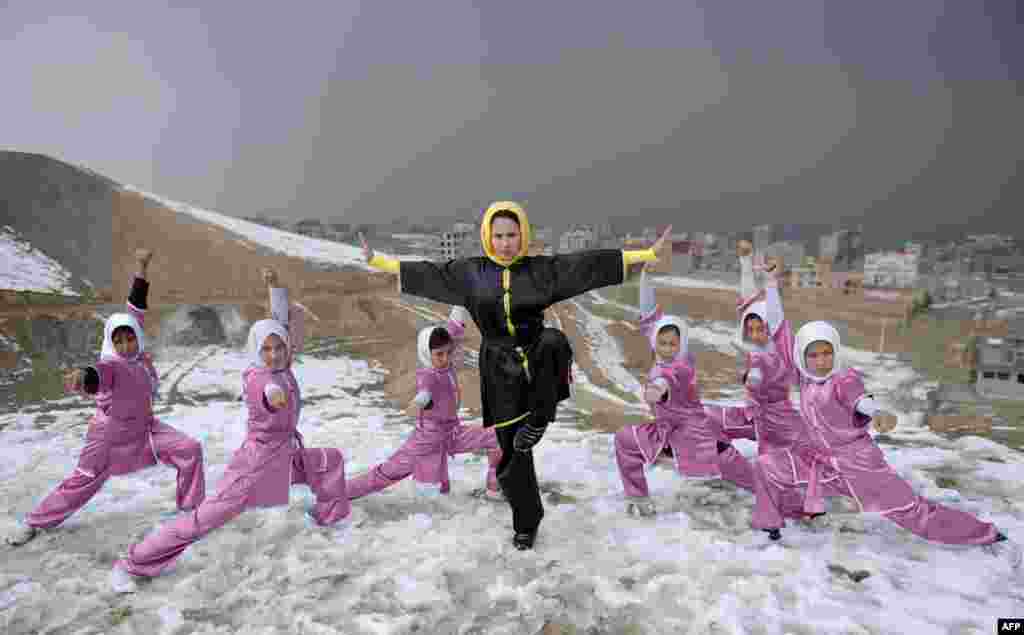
[369,253,400,274]
[622,248,657,266]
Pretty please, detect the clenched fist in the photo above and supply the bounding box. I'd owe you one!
[262,267,279,287]
[64,368,85,393]
[266,384,288,409]
[872,413,898,434]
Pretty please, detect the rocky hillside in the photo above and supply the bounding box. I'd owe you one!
[0,151,118,295]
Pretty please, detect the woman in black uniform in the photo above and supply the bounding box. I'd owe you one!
[361,201,668,549]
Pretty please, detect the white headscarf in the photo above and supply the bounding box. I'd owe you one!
[793,320,842,383]
[649,314,688,363]
[246,319,290,369]
[418,324,456,369]
[734,300,777,354]
[100,313,145,360]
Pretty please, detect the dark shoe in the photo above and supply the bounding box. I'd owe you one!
[513,531,537,550]
[763,528,782,541]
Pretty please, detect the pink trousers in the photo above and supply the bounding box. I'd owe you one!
[751,447,999,545]
[27,421,205,529]
[118,446,347,577]
[614,422,756,499]
[347,424,501,499]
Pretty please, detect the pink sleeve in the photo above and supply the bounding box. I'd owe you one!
[287,304,306,356]
[415,368,437,394]
[773,320,797,374]
[659,360,697,400]
[445,318,466,370]
[141,353,160,396]
[244,371,276,414]
[833,369,867,411]
[748,348,783,379]
[637,306,664,352]
[95,359,118,393]
[126,301,146,330]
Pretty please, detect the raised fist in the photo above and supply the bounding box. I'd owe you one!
[872,413,898,434]
[63,368,85,393]
[261,268,279,287]
[135,248,153,268]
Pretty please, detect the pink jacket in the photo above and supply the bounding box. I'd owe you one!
[796,368,900,514]
[635,305,726,476]
[415,316,466,430]
[225,294,315,508]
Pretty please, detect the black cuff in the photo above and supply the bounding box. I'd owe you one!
[128,276,149,310]
[83,367,100,394]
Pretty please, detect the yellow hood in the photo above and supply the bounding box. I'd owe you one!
[480,201,531,267]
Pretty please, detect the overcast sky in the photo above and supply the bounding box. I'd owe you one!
[2,1,1021,245]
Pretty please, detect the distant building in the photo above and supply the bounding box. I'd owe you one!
[764,240,806,270]
[975,319,1024,399]
[560,227,597,252]
[904,241,925,257]
[440,222,478,260]
[294,218,329,239]
[531,226,554,254]
[863,251,920,288]
[967,234,1016,251]
[819,228,864,273]
[919,274,994,302]
[785,266,817,288]
[753,224,775,259]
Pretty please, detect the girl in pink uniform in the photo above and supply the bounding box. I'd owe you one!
[613,265,755,517]
[6,249,205,547]
[110,269,351,592]
[750,320,1021,569]
[347,306,503,502]
[707,242,807,457]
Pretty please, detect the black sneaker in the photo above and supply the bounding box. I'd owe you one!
[513,531,537,550]
[763,528,782,541]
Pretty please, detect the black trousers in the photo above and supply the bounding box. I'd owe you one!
[487,328,573,534]
[495,422,544,534]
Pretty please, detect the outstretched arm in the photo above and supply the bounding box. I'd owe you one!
[737,240,757,302]
[638,266,657,319]
[262,268,307,359]
[762,257,784,334]
[126,248,152,328]
[446,305,471,371]
[550,226,671,304]
[363,233,473,306]
[361,232,410,298]
[644,377,669,404]
[263,268,291,329]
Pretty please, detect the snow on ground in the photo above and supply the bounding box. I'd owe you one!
[568,300,643,399]
[121,186,419,270]
[0,226,78,295]
[4,340,1022,633]
[652,275,739,293]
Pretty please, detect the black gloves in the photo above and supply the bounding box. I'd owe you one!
[513,419,549,452]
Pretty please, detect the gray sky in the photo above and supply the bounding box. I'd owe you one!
[2,1,1021,246]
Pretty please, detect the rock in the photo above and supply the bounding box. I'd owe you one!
[827,563,872,583]
[925,414,993,435]
[158,304,246,347]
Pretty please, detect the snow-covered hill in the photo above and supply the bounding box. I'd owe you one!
[0,226,81,295]
[123,186,417,270]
